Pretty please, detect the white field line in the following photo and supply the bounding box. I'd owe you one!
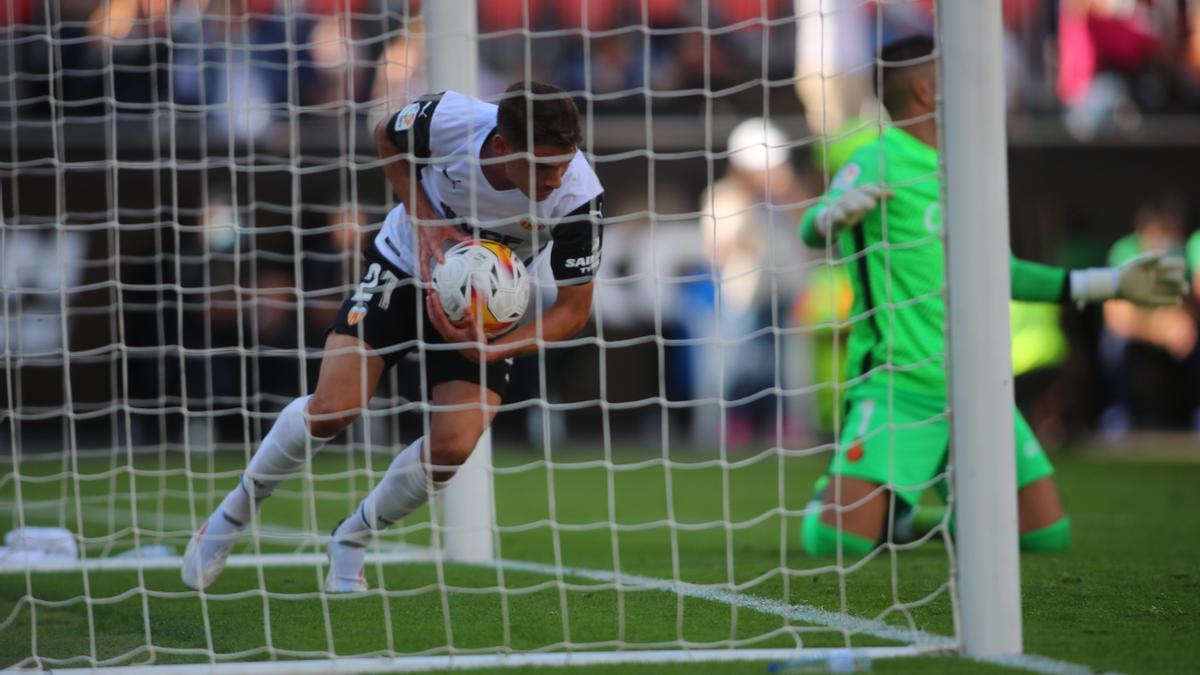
[0,499,316,540]
[0,549,1106,674]
[0,501,422,571]
[484,559,1105,675]
[1,507,1107,674]
[21,648,931,674]
[979,655,1111,675]
[0,499,320,544]
[0,549,437,573]
[489,558,952,648]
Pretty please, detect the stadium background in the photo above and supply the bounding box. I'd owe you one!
[3,0,1200,455]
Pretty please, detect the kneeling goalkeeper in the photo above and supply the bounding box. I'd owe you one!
[799,37,1188,557]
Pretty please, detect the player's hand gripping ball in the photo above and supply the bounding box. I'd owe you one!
[431,240,530,337]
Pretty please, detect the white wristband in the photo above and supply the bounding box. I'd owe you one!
[1069,268,1121,306]
[814,208,835,240]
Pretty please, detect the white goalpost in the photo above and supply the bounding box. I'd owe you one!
[423,0,497,566]
[937,0,1023,659]
[0,0,1023,670]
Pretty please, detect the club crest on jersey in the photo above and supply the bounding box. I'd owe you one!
[395,102,421,131]
[519,219,544,232]
[831,162,861,191]
[923,202,942,233]
[347,304,368,326]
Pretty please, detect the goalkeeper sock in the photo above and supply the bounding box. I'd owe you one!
[801,510,876,557]
[334,437,444,543]
[1020,517,1071,553]
[224,395,333,524]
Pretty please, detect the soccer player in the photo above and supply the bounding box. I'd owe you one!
[798,37,1188,557]
[182,81,604,591]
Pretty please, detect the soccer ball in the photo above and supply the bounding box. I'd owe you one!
[432,240,530,337]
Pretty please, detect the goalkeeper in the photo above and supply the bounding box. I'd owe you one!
[799,36,1188,557]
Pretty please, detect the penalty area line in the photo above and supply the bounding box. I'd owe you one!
[488,558,952,649]
[0,536,1109,674]
[484,558,1109,675]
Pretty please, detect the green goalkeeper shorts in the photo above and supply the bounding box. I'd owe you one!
[828,384,1054,507]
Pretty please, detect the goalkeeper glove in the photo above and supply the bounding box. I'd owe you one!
[814,184,887,240]
[1070,252,1189,308]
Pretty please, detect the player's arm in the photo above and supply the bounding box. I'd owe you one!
[425,280,593,362]
[1011,254,1188,307]
[464,283,594,362]
[455,195,603,363]
[800,161,886,248]
[374,95,467,282]
[1010,258,1068,302]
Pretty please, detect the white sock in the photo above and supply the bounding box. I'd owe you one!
[195,501,248,553]
[223,395,333,525]
[333,437,445,546]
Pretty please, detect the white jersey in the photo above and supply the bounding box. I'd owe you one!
[374,90,604,285]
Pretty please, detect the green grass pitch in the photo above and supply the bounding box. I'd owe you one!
[0,447,1197,674]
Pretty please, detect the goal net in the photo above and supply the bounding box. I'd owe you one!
[0,0,1012,670]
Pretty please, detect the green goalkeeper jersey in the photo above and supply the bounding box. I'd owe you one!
[800,127,1068,396]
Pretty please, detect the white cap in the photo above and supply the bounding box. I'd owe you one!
[726,117,790,172]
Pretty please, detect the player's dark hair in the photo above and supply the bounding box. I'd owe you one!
[876,35,936,117]
[496,81,583,152]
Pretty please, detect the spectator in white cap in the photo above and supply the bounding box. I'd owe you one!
[696,117,812,448]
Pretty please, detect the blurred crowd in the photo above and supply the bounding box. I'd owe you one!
[1053,0,1200,136]
[4,0,1200,134]
[5,0,1200,451]
[3,0,797,133]
[16,113,1186,452]
[1096,197,1200,438]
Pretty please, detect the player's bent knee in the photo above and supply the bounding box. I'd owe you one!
[1020,516,1070,553]
[802,510,876,558]
[427,433,480,472]
[305,397,361,439]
